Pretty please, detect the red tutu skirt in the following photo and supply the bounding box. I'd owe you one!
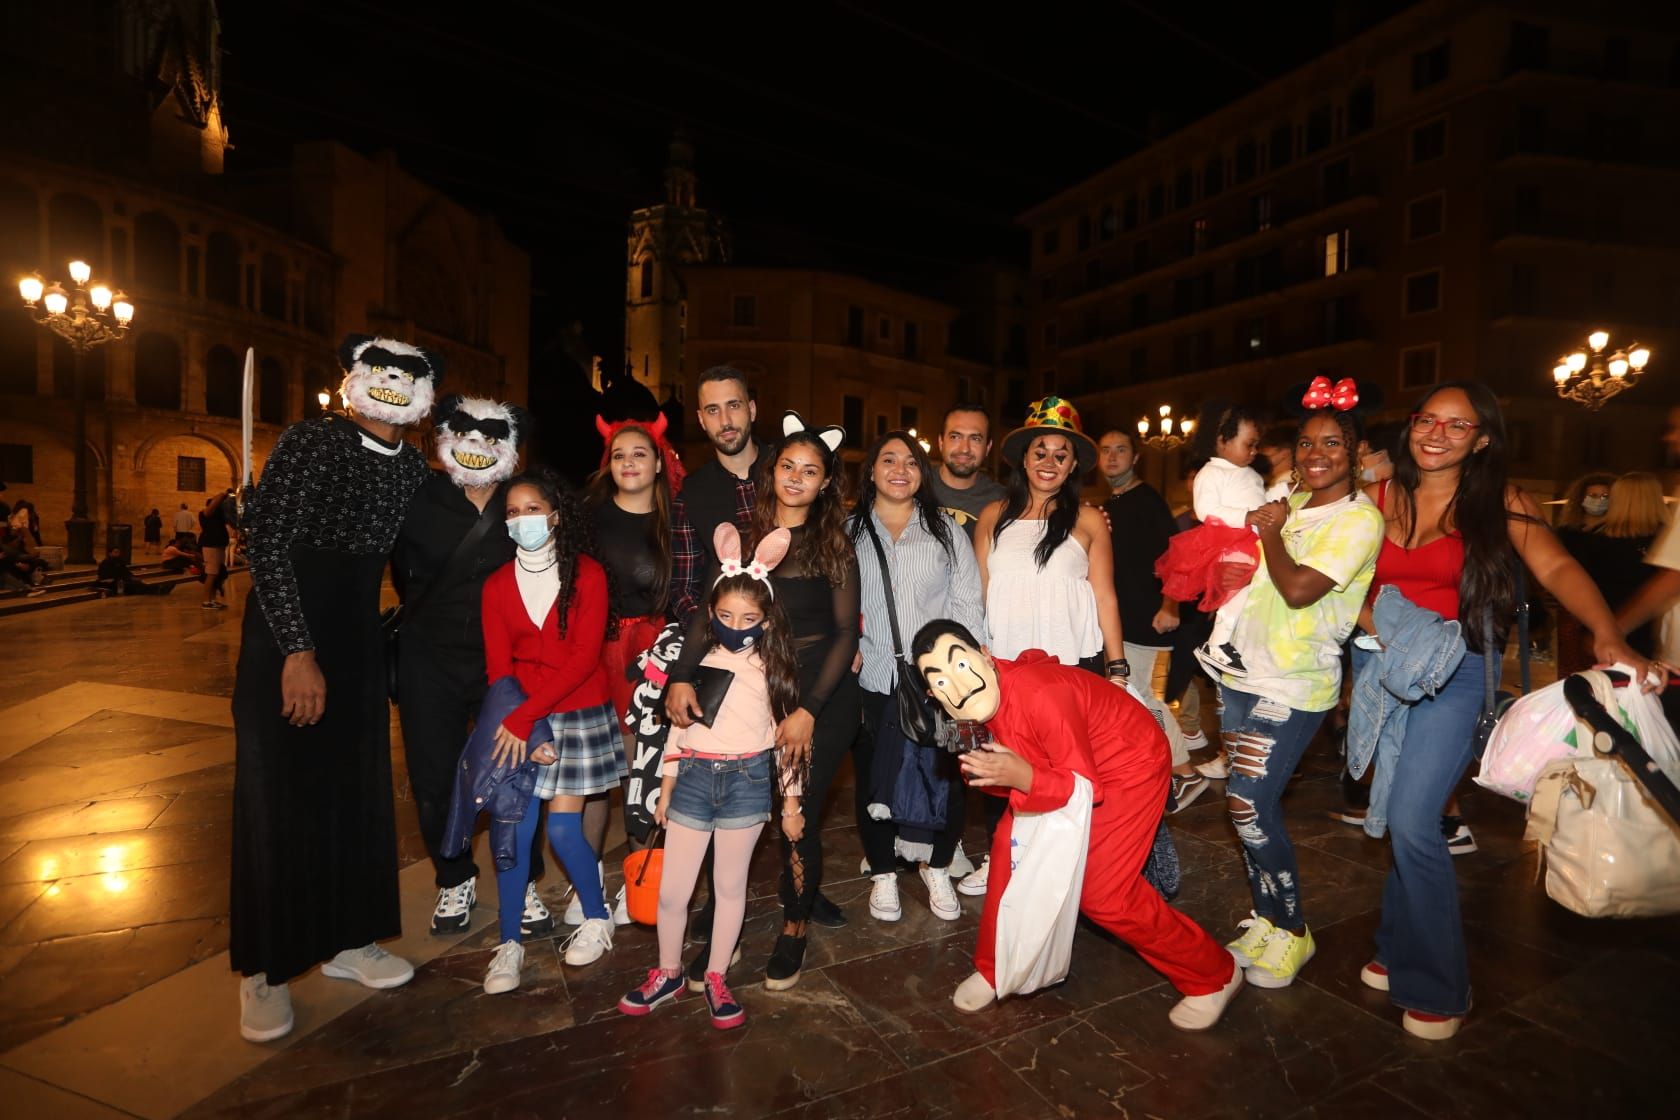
[1154,519,1259,611]
[601,614,666,725]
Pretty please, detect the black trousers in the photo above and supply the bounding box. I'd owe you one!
[857,688,965,871]
[396,640,544,889]
[779,675,862,925]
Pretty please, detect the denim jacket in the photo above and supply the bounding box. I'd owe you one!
[1348,585,1466,838]
[442,676,556,871]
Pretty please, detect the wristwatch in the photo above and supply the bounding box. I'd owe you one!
[1106,658,1131,679]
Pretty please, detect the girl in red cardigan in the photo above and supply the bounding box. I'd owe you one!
[479,471,623,994]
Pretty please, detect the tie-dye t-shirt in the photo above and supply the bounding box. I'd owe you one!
[1224,491,1383,713]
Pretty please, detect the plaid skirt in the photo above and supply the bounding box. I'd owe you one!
[533,702,628,798]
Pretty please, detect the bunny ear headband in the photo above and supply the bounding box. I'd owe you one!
[782,410,845,454]
[713,523,792,596]
[595,413,688,494]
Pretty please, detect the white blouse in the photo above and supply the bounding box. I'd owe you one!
[985,519,1101,664]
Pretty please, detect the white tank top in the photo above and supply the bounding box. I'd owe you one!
[986,519,1101,664]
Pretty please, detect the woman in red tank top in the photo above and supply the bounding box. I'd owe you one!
[1350,382,1661,1043]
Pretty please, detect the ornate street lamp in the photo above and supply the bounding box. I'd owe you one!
[1552,329,1650,411]
[1138,404,1193,452]
[18,261,134,563]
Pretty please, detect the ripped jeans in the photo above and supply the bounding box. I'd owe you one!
[1218,686,1332,930]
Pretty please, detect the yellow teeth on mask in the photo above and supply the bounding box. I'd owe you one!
[368,387,412,406]
[451,450,496,470]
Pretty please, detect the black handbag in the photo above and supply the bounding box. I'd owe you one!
[861,516,940,746]
[384,505,497,704]
[689,664,736,728]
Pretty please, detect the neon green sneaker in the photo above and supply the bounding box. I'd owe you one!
[1225,912,1276,965]
[1245,927,1316,989]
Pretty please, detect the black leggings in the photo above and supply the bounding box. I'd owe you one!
[780,675,861,930]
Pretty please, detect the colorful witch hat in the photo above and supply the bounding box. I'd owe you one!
[1001,396,1098,474]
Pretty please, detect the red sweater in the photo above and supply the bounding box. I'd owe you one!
[481,555,611,740]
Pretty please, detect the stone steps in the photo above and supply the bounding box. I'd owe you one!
[0,565,244,618]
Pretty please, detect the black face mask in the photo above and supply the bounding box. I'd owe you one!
[711,616,765,653]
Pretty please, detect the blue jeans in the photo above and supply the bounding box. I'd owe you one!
[1353,644,1485,1017]
[1219,686,1330,929]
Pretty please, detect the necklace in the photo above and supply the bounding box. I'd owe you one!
[517,552,557,574]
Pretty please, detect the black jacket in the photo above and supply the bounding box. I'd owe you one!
[392,472,516,660]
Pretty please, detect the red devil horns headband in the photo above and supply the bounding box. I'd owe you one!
[595,414,688,494]
[1301,376,1360,412]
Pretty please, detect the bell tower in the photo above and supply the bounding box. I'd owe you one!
[624,135,729,406]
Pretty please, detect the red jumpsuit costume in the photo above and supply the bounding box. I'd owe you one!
[974,652,1234,997]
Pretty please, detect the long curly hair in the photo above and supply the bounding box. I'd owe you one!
[505,469,620,640]
[585,424,675,615]
[849,430,955,560]
[750,430,852,588]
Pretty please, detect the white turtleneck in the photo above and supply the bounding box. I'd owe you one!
[514,543,560,627]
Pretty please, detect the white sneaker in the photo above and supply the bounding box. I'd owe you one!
[562,861,606,926]
[1182,728,1210,752]
[519,882,554,937]
[957,855,990,897]
[612,885,631,926]
[1168,959,1244,1031]
[562,916,614,966]
[431,878,476,934]
[321,943,414,989]
[238,974,294,1042]
[483,939,524,994]
[946,847,976,879]
[920,865,961,921]
[1195,754,1230,780]
[868,872,902,922]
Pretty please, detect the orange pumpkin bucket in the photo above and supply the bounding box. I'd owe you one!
[622,837,664,926]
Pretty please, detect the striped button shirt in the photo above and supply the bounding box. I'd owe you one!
[853,507,989,695]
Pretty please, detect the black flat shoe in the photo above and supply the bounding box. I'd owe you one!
[810,892,847,929]
[686,941,744,993]
[764,934,807,991]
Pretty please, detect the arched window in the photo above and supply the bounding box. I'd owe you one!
[205,345,241,417]
[133,212,181,293]
[47,193,104,274]
[303,271,329,334]
[259,252,286,319]
[0,180,38,277]
[640,257,654,298]
[52,336,106,401]
[0,305,37,395]
[134,332,182,409]
[259,355,286,423]
[205,232,240,305]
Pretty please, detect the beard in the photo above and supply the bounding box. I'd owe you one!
[709,426,750,456]
[943,455,979,479]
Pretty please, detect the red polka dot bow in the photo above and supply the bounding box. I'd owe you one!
[1302,376,1359,412]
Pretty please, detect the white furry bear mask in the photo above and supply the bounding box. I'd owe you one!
[335,334,442,427]
[434,395,526,487]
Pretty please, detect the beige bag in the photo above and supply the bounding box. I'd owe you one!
[1526,755,1680,918]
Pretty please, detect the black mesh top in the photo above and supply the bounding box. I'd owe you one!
[592,499,666,619]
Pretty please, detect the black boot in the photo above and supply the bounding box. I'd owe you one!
[764,933,807,992]
[810,892,847,929]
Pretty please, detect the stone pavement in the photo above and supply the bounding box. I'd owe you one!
[0,578,1676,1118]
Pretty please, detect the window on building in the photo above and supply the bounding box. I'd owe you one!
[1321,295,1354,343]
[1399,344,1439,388]
[1258,249,1283,293]
[1129,346,1148,379]
[902,320,920,359]
[731,294,758,327]
[259,356,287,424]
[177,455,207,492]
[1407,194,1444,239]
[304,270,329,334]
[1187,217,1208,256]
[0,443,32,484]
[1203,157,1223,198]
[1130,292,1149,327]
[900,405,918,430]
[1234,141,1257,184]
[1509,264,1537,314]
[1321,158,1351,204]
[1122,194,1139,231]
[1042,322,1058,348]
[1148,183,1165,221]
[1040,227,1060,256]
[258,253,286,320]
[639,258,654,298]
[1099,205,1117,240]
[1174,169,1194,211]
[134,332,182,409]
[842,395,864,449]
[1323,229,1351,276]
[1412,41,1451,90]
[1410,118,1447,164]
[846,305,865,346]
[1269,123,1293,169]
[1077,214,1092,251]
[1251,193,1273,233]
[1132,240,1150,273]
[132,212,180,293]
[205,344,241,417]
[1347,83,1375,135]
[1508,22,1550,71]
[1603,36,1630,80]
[1241,315,1267,355]
[877,315,891,340]
[1187,329,1213,370]
[1306,105,1333,153]
[1515,105,1547,153]
[205,232,240,305]
[1405,270,1442,314]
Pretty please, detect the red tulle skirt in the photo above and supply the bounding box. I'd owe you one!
[602,614,666,725]
[1154,519,1259,611]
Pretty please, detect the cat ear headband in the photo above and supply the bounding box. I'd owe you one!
[1301,376,1360,412]
[713,523,791,595]
[781,410,845,454]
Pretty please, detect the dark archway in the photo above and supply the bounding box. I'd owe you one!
[259,355,286,423]
[259,252,286,320]
[0,180,39,278]
[51,336,106,401]
[0,305,37,395]
[134,332,182,409]
[206,232,240,306]
[205,345,240,417]
[133,212,181,294]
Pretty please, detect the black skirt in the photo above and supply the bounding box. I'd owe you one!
[229,546,400,983]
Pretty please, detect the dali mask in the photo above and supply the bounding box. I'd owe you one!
[335,334,442,427]
[914,632,1001,724]
[435,395,525,487]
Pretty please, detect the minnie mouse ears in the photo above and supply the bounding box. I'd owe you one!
[782,410,844,454]
[1282,376,1384,417]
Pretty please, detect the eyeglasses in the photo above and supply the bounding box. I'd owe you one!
[1409,413,1480,440]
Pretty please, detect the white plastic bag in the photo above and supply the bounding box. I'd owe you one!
[1527,757,1680,918]
[993,774,1092,998]
[1474,678,1589,802]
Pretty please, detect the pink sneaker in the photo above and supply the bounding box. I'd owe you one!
[704,971,745,1030]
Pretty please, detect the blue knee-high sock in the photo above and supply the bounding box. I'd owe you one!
[549,810,607,920]
[497,800,543,943]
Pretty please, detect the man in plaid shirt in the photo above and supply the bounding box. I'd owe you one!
[670,366,761,626]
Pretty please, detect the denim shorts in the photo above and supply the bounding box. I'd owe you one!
[665,751,774,832]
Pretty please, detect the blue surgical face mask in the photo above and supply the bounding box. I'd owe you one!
[711,616,765,653]
[1581,496,1609,517]
[507,514,554,550]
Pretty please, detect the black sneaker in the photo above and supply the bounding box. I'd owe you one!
[689,900,714,943]
[686,942,744,993]
[1441,815,1477,856]
[764,934,807,992]
[617,968,684,1016]
[1219,643,1247,674]
[703,971,746,1030]
[810,892,847,929]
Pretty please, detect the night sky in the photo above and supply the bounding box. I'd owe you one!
[218,1,1413,363]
